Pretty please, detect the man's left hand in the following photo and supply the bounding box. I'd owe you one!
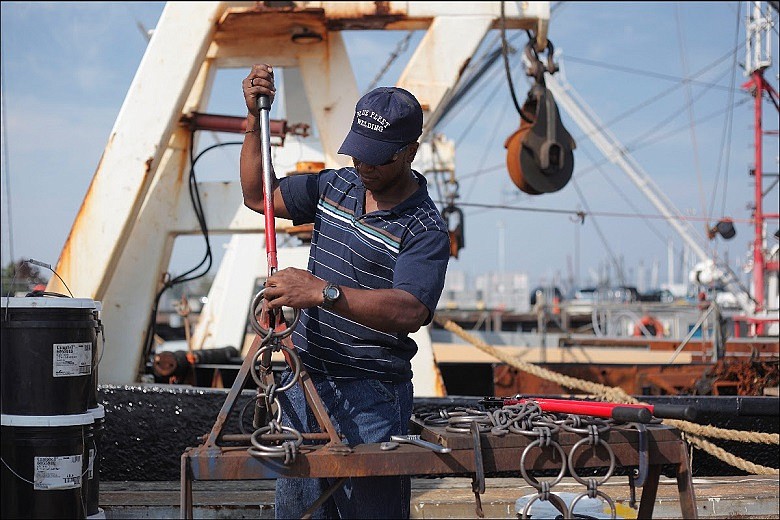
[264,267,324,310]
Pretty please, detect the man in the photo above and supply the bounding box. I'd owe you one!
[240,64,450,518]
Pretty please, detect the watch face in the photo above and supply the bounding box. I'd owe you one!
[325,285,340,300]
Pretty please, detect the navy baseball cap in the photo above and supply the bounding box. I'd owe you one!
[338,87,423,166]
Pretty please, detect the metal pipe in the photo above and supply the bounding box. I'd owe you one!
[667,303,716,364]
[219,432,332,444]
[258,96,278,274]
[183,112,288,137]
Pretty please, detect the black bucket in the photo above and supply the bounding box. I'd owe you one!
[85,406,104,516]
[88,304,103,411]
[1,412,93,519]
[1,297,98,416]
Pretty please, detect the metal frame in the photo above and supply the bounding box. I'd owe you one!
[181,382,698,519]
[45,1,549,387]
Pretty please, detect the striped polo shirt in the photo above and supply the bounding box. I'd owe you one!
[279,167,450,382]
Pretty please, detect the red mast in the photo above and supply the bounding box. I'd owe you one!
[742,2,779,335]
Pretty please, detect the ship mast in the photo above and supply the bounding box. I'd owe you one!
[743,0,778,333]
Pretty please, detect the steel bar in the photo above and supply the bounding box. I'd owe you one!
[185,439,687,480]
[203,334,263,447]
[676,440,699,519]
[300,477,347,520]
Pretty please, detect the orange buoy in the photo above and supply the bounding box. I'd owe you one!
[633,315,664,337]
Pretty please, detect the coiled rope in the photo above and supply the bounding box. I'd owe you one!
[433,314,779,476]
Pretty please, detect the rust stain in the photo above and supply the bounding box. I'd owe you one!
[457,57,472,81]
[49,132,117,297]
[175,144,188,187]
[374,2,391,16]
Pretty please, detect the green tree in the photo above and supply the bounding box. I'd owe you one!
[1,260,50,296]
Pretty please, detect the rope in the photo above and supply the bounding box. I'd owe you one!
[683,434,779,476]
[664,419,779,445]
[434,315,634,403]
[433,315,780,474]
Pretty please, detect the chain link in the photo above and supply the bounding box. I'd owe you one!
[247,334,304,465]
[421,399,620,519]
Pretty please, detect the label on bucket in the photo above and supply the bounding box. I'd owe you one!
[88,448,95,479]
[33,455,83,490]
[53,342,92,377]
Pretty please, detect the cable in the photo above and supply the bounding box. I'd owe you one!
[365,31,414,93]
[560,55,741,93]
[500,1,533,123]
[570,177,626,285]
[462,95,512,204]
[457,94,749,187]
[570,41,747,145]
[581,146,668,246]
[434,200,756,225]
[139,136,243,374]
[711,2,742,220]
[1,34,15,265]
[453,70,506,146]
[675,4,708,229]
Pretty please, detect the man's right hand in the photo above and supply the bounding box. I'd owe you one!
[243,64,276,116]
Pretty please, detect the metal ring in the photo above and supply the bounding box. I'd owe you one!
[520,492,569,520]
[249,424,303,454]
[561,416,611,435]
[249,288,301,339]
[257,394,283,425]
[250,343,301,391]
[519,439,567,490]
[445,422,492,434]
[567,437,616,486]
[250,77,256,87]
[570,490,617,520]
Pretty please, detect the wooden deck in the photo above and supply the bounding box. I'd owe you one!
[98,475,780,519]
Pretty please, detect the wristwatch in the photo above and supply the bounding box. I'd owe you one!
[321,282,341,310]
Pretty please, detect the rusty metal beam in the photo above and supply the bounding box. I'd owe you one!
[185,438,689,480]
[185,422,686,480]
[181,112,288,137]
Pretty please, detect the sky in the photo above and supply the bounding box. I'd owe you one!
[1,1,778,300]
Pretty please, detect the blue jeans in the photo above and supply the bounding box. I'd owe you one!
[274,370,414,519]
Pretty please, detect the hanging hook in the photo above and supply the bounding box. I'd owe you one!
[524,39,558,85]
[442,205,465,258]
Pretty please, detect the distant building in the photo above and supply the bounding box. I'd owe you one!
[441,270,530,313]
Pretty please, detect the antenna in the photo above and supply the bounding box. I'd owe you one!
[745,1,773,74]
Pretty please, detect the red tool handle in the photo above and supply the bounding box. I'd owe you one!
[257,94,278,274]
[512,398,652,423]
[502,397,697,422]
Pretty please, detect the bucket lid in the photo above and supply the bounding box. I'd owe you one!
[1,412,94,427]
[1,296,97,310]
[88,404,106,419]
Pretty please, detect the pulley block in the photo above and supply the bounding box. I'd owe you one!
[505,85,576,195]
[442,204,465,258]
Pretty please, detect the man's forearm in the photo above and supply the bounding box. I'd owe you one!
[335,287,429,334]
[240,113,274,212]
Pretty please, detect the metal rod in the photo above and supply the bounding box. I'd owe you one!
[301,477,348,519]
[258,95,278,274]
[220,432,332,443]
[667,303,716,364]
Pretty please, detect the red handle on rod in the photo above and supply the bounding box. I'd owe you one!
[501,397,696,422]
[258,94,278,274]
